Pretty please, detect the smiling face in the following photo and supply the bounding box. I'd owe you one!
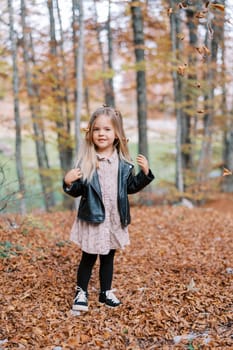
[92,114,117,156]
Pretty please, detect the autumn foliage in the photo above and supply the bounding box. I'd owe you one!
[1,204,232,349]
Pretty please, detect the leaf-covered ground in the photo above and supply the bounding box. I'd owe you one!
[0,201,233,349]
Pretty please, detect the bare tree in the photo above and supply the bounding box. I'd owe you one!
[8,0,26,214]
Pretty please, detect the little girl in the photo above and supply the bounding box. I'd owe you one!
[63,106,154,312]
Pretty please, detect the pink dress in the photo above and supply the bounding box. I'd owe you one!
[70,150,130,255]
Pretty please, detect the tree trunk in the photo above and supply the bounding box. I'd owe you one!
[48,0,73,209]
[72,0,84,155]
[183,8,198,173]
[106,0,115,107]
[47,0,72,172]
[8,0,26,215]
[221,1,233,192]
[55,0,73,170]
[197,1,224,183]
[169,0,184,193]
[131,0,148,158]
[20,0,55,211]
[93,0,115,107]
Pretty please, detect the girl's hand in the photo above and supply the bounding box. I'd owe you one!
[64,168,83,186]
[136,154,149,175]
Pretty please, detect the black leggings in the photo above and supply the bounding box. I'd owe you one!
[77,249,116,292]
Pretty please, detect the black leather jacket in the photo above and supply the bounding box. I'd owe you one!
[63,159,154,227]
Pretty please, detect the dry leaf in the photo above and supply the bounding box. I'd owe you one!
[222,167,232,176]
[178,2,187,9]
[196,46,210,57]
[177,64,187,76]
[167,8,173,16]
[210,3,225,12]
[1,205,233,349]
[187,278,199,292]
[177,33,185,40]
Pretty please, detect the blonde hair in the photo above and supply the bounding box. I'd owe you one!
[75,106,132,182]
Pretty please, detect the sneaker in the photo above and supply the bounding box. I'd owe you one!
[99,290,121,307]
[72,286,88,311]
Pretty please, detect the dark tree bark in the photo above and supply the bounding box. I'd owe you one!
[131,0,148,159]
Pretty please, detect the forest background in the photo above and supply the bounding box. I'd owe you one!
[1,1,233,349]
[0,0,233,214]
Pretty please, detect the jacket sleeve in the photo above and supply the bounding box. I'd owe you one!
[127,169,155,194]
[63,179,85,198]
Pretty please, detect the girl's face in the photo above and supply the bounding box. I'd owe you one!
[92,114,117,155]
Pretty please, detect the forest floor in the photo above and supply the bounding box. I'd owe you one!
[0,194,233,349]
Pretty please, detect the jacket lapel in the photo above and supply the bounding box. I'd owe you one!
[91,171,102,200]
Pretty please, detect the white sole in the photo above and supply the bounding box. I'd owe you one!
[72,305,88,312]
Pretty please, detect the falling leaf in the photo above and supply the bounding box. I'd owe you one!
[222,167,232,176]
[210,3,225,12]
[196,46,210,57]
[177,64,187,76]
[178,2,187,9]
[177,33,185,40]
[167,8,173,16]
[197,109,204,114]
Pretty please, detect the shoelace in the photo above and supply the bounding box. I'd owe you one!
[105,290,120,303]
[75,287,87,303]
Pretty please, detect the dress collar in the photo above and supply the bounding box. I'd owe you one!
[96,148,118,163]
